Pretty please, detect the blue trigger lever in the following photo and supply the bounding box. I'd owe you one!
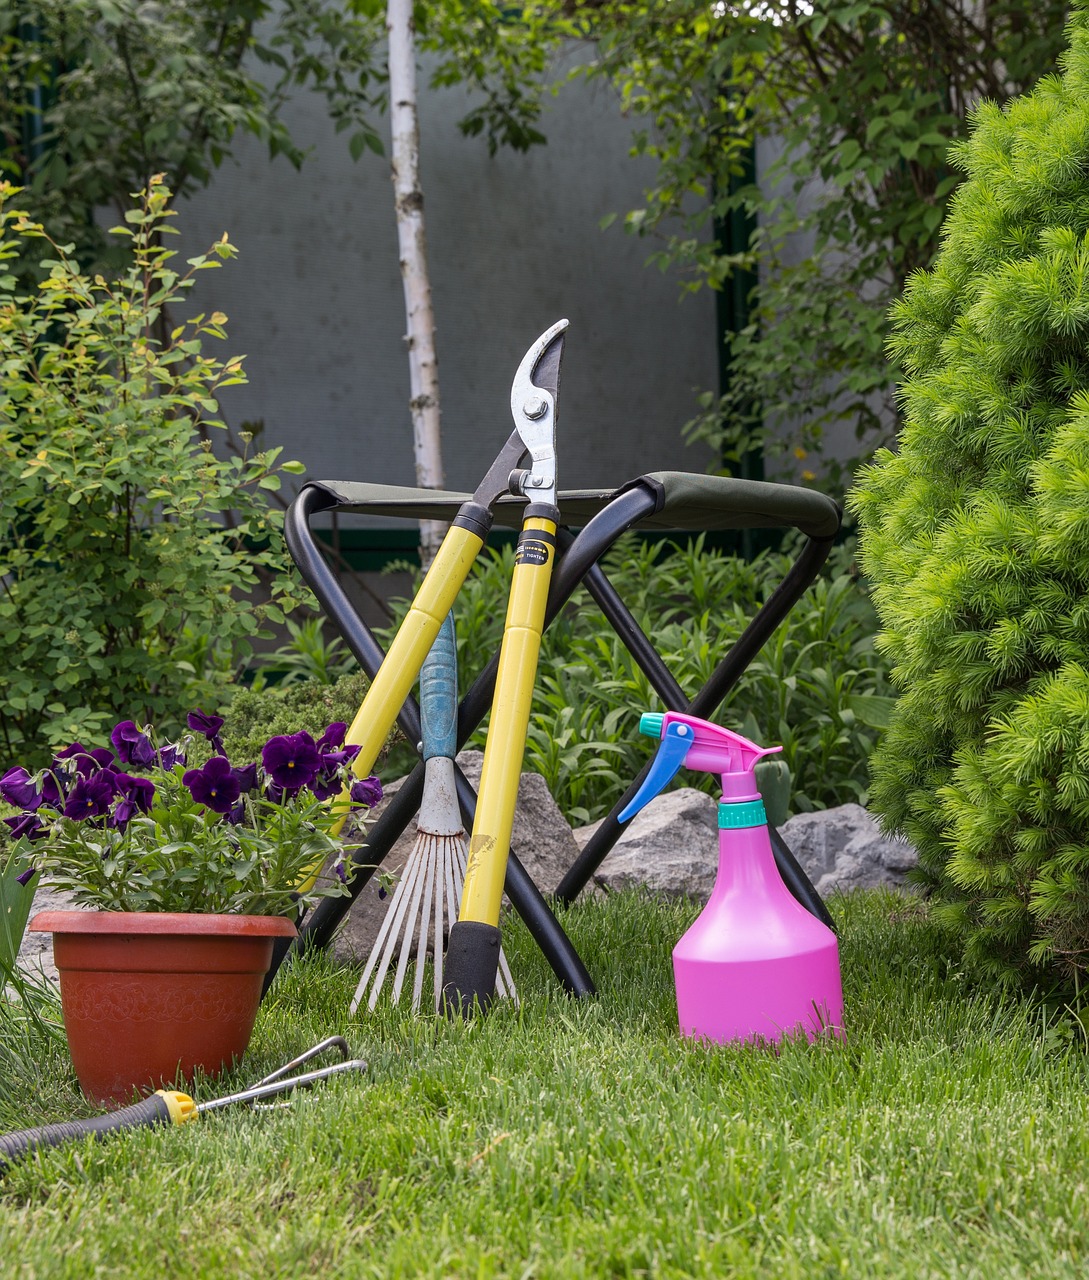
[617,721,693,824]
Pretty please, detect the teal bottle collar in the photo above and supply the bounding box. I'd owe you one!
[718,799,767,829]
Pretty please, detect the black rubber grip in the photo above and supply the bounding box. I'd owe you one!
[0,1094,174,1171]
[452,502,494,539]
[441,921,502,1018]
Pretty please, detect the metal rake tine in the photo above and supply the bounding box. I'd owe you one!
[350,849,417,1015]
[409,840,437,1012]
[433,838,446,1012]
[498,943,519,1005]
[439,837,465,1011]
[368,841,426,1011]
[390,839,430,1007]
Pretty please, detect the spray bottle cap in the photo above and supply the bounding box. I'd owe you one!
[618,711,781,824]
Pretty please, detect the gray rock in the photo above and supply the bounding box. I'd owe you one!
[16,881,86,987]
[455,750,580,898]
[572,795,919,902]
[579,788,720,901]
[778,802,918,895]
[330,749,580,966]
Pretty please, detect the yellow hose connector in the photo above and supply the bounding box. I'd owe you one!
[156,1090,199,1126]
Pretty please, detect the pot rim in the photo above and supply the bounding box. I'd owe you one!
[29,910,297,937]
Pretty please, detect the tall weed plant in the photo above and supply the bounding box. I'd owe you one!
[382,536,893,825]
[0,178,306,766]
[852,4,1089,991]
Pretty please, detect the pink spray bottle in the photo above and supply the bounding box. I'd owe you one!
[619,711,844,1047]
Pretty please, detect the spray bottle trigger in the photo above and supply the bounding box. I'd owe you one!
[618,721,694,823]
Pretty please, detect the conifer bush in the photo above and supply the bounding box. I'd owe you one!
[852,3,1089,989]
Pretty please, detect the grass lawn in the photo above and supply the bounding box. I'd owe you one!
[0,888,1087,1278]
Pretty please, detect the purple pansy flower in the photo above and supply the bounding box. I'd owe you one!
[309,766,344,802]
[39,770,64,810]
[112,773,155,828]
[85,747,116,773]
[308,751,357,802]
[111,720,156,769]
[232,762,258,794]
[63,771,118,820]
[187,709,225,755]
[51,743,87,778]
[4,812,47,843]
[349,776,383,810]
[158,742,186,770]
[54,745,115,778]
[0,766,41,811]
[262,732,322,792]
[316,722,347,753]
[54,747,115,773]
[183,756,242,815]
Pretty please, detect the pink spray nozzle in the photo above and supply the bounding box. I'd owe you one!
[618,712,782,823]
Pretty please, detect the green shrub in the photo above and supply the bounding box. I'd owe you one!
[223,672,374,763]
[0,179,305,766]
[851,4,1089,990]
[381,536,893,825]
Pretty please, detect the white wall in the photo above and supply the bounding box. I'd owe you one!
[173,63,718,524]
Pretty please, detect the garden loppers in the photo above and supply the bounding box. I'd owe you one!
[321,318,570,847]
[619,712,844,1046]
[440,321,565,1016]
[0,1037,367,1173]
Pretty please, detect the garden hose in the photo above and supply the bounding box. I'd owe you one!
[0,1037,366,1172]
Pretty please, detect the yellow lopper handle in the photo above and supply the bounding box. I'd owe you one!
[320,521,483,847]
[441,512,558,1012]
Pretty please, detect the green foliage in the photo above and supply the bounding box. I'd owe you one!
[851,3,1089,991]
[0,179,307,766]
[566,0,1069,479]
[38,783,352,917]
[421,0,577,154]
[18,748,358,916]
[0,0,558,277]
[1,0,386,270]
[383,536,892,824]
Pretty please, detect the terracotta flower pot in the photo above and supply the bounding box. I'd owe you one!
[31,911,296,1106]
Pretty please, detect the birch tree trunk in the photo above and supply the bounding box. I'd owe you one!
[388,0,445,567]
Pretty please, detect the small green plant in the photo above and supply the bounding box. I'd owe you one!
[382,536,893,824]
[251,617,356,688]
[852,4,1089,990]
[0,846,37,994]
[0,178,307,766]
